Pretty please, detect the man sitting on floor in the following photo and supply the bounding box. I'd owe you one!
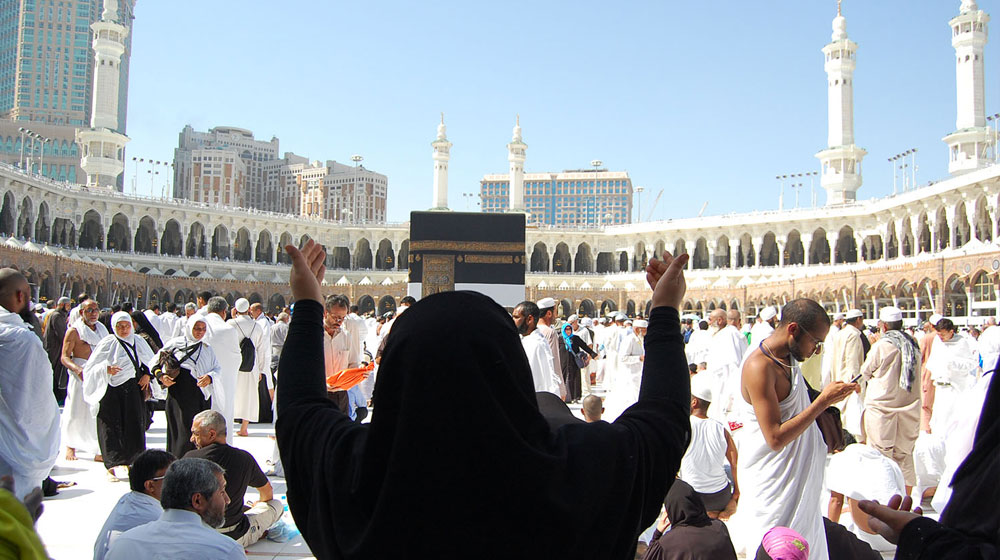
[94,449,175,560]
[184,410,282,547]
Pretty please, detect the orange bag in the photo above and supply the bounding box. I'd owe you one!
[326,362,374,391]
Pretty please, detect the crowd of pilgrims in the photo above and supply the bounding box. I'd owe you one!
[0,244,997,559]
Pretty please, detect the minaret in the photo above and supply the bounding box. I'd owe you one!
[430,113,452,210]
[815,1,866,205]
[507,115,527,212]
[75,0,130,189]
[943,0,991,175]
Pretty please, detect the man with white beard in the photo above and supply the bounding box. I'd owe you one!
[924,318,979,435]
[705,309,747,425]
[603,319,647,421]
[747,306,777,352]
[60,299,107,461]
[203,297,241,444]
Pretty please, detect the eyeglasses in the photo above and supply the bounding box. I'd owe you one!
[798,326,824,355]
[150,475,166,481]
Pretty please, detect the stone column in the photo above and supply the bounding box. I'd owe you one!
[965,199,977,241]
[707,241,716,270]
[548,249,557,273]
[802,232,814,265]
[752,237,764,268]
[685,240,693,270]
[966,285,974,325]
[250,231,258,262]
[729,239,738,269]
[854,233,865,262]
[826,231,838,264]
[945,204,958,249]
[624,250,634,273]
[776,240,786,267]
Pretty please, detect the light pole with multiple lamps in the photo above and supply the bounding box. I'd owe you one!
[889,149,917,193]
[988,113,1000,163]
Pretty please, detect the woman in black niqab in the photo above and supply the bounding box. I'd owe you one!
[643,479,737,560]
[276,241,692,560]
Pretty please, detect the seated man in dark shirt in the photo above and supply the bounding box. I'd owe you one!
[184,410,282,547]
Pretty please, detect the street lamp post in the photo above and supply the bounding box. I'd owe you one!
[591,159,602,227]
[17,127,27,169]
[351,155,363,223]
[635,186,644,224]
[39,138,49,178]
[989,114,1000,163]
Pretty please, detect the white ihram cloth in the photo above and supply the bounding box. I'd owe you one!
[603,330,644,422]
[735,364,828,560]
[203,313,241,445]
[520,329,563,397]
[685,328,712,366]
[143,309,167,343]
[93,490,163,560]
[228,315,271,423]
[82,321,155,414]
[0,305,60,500]
[747,321,774,353]
[820,324,841,387]
[706,325,748,424]
[679,415,730,494]
[825,443,905,552]
[603,325,624,389]
[931,371,993,512]
[61,319,108,454]
[978,324,1000,376]
[926,332,979,435]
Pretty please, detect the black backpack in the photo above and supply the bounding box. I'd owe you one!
[235,322,256,372]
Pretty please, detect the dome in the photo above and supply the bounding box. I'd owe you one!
[961,0,979,14]
[831,15,848,41]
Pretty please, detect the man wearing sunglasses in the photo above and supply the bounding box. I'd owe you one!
[736,299,858,559]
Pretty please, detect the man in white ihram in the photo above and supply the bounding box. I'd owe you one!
[747,306,777,351]
[229,298,271,437]
[512,300,563,398]
[203,296,241,445]
[603,319,647,421]
[705,308,747,425]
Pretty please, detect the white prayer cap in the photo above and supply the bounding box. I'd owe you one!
[57,296,71,305]
[615,313,627,322]
[568,314,579,323]
[758,306,777,321]
[536,297,556,310]
[625,319,633,326]
[598,318,607,324]
[234,298,250,313]
[691,373,713,402]
[581,318,593,327]
[845,309,863,320]
[633,319,649,328]
[928,313,943,326]
[879,306,903,323]
[833,312,845,321]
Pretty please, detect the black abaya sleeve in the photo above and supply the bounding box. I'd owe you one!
[275,299,363,549]
[571,335,598,358]
[896,517,997,559]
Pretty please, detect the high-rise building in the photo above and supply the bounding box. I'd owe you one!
[480,169,633,226]
[173,125,279,207]
[300,160,387,223]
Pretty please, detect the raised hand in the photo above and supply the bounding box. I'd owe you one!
[646,251,688,310]
[857,494,923,544]
[286,240,326,304]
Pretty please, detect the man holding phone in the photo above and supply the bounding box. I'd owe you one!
[857,306,922,495]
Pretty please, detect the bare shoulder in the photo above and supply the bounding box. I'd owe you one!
[741,348,775,403]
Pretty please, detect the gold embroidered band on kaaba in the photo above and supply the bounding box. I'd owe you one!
[408,240,525,253]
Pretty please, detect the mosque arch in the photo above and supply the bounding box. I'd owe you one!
[691,237,709,269]
[626,300,636,316]
[972,270,996,305]
[34,201,50,243]
[353,238,373,269]
[954,203,972,247]
[634,241,648,272]
[0,192,14,235]
[737,233,755,267]
[268,293,286,313]
[899,217,914,257]
[695,301,704,316]
[233,227,252,262]
[943,274,966,316]
[653,240,666,260]
[578,299,595,317]
[600,299,618,316]
[619,251,629,272]
[78,209,104,249]
[672,239,686,263]
[134,216,156,253]
[298,234,312,248]
[574,242,594,273]
[559,299,573,319]
[107,213,131,252]
[834,226,857,263]
[255,230,273,263]
[398,240,409,271]
[330,246,351,269]
[51,218,74,246]
[186,222,207,258]
[809,227,830,265]
[248,292,263,305]
[553,243,571,273]
[377,296,397,316]
[211,224,230,259]
[885,221,899,259]
[974,196,993,241]
[861,234,883,262]
[357,295,375,316]
[173,290,189,305]
[375,238,395,270]
[785,230,805,265]
[161,219,182,256]
[714,235,731,268]
[596,252,615,273]
[935,207,950,250]
[857,284,874,318]
[276,232,293,264]
[916,213,931,253]
[15,196,33,239]
[530,242,549,272]
[759,232,779,267]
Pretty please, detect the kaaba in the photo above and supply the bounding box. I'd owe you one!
[407,211,526,307]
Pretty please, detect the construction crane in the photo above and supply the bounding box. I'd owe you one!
[645,189,664,221]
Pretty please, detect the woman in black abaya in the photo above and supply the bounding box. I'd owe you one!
[276,240,692,560]
[642,479,737,560]
[150,315,219,458]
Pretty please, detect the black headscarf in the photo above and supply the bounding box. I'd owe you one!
[644,480,737,560]
[130,310,162,351]
[939,363,1000,544]
[276,291,690,560]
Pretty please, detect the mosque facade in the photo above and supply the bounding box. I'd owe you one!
[1,1,999,324]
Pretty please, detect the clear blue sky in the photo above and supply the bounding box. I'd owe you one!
[122,1,1000,223]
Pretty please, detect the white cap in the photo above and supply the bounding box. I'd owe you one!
[598,318,607,324]
[615,313,627,322]
[691,373,713,402]
[845,309,863,320]
[536,297,556,310]
[928,313,943,326]
[633,319,649,328]
[624,319,633,326]
[568,314,579,323]
[234,298,250,313]
[581,318,593,327]
[879,306,903,323]
[759,306,777,321]
[833,312,845,321]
